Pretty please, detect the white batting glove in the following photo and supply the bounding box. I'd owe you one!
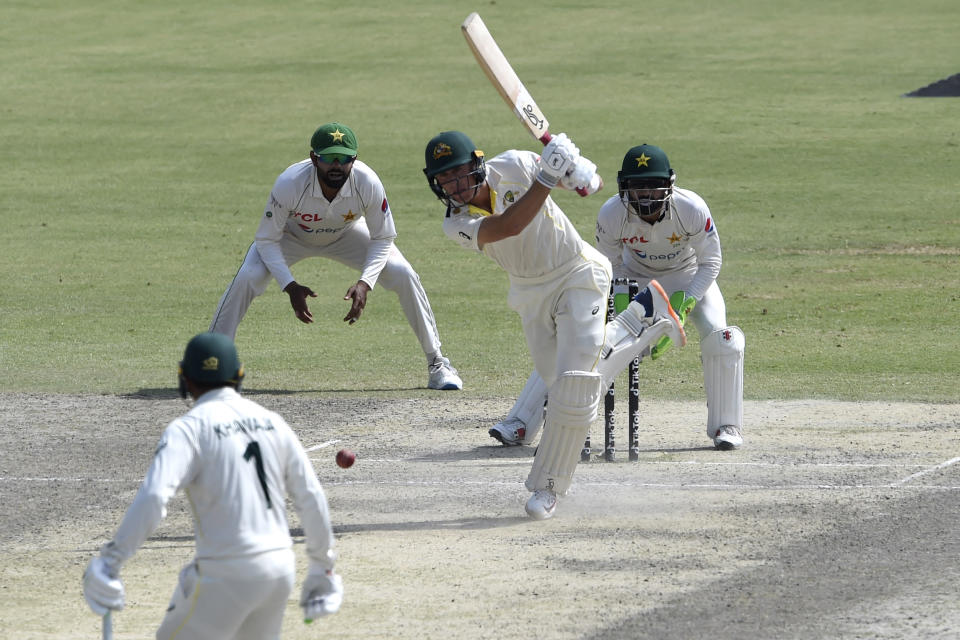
[560,156,597,192]
[83,556,125,616]
[536,133,579,188]
[301,567,343,622]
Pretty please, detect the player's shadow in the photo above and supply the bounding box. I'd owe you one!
[144,516,531,545]
[297,517,531,535]
[637,445,715,453]
[125,385,425,398]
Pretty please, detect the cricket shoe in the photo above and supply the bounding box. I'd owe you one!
[524,488,557,520]
[488,418,526,446]
[713,425,743,451]
[427,356,462,390]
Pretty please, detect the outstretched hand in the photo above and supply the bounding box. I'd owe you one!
[284,282,317,324]
[343,280,371,324]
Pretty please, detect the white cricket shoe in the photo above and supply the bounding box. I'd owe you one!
[427,356,462,390]
[713,425,743,450]
[488,418,526,446]
[525,489,557,520]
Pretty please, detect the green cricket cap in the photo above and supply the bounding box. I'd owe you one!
[180,332,243,386]
[310,122,358,156]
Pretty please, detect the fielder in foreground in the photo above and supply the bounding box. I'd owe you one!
[83,332,343,638]
[423,131,685,519]
[491,144,745,451]
[210,122,462,391]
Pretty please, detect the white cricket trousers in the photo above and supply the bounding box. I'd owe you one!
[156,550,295,640]
[209,219,442,356]
[508,245,612,387]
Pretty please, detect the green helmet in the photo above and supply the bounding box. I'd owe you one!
[178,332,244,397]
[423,131,486,206]
[617,144,676,218]
[618,144,673,181]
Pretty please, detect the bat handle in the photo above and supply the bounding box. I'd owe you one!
[102,611,113,640]
[538,130,592,197]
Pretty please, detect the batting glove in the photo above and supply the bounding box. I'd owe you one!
[83,556,125,616]
[560,156,598,192]
[301,566,343,622]
[536,133,579,188]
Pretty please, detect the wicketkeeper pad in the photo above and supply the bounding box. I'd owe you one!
[525,371,602,495]
[701,326,745,437]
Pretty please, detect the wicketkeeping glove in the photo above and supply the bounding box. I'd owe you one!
[536,133,579,188]
[301,566,344,623]
[83,556,125,616]
[650,291,696,360]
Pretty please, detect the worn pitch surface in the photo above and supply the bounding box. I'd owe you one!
[2,393,958,639]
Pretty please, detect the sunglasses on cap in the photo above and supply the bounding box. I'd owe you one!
[315,153,357,165]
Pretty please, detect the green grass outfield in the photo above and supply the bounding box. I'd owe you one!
[1,0,957,401]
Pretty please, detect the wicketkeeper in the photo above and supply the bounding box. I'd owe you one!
[423,131,685,520]
[490,144,745,451]
[83,332,343,638]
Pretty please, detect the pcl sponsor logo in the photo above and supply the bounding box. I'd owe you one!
[621,235,648,244]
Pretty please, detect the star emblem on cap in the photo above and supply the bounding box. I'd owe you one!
[330,129,346,143]
[636,153,650,167]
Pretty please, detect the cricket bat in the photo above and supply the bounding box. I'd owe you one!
[461,12,594,196]
[102,611,112,640]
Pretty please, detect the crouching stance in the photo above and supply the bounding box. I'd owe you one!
[423,130,684,520]
[83,333,343,638]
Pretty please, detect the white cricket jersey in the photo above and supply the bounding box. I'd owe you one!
[255,158,397,288]
[442,150,584,279]
[594,187,722,301]
[102,387,335,573]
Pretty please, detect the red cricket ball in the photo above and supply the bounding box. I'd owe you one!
[335,448,356,469]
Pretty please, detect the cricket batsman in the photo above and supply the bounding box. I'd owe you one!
[423,131,685,519]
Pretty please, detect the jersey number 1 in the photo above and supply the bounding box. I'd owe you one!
[243,441,273,509]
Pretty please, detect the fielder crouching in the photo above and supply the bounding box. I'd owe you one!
[423,131,685,520]
[83,332,343,637]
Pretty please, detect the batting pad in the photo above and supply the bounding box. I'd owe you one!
[507,370,549,444]
[597,301,674,390]
[702,326,745,436]
[525,371,602,495]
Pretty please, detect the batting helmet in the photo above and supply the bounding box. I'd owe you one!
[617,144,676,218]
[423,131,486,206]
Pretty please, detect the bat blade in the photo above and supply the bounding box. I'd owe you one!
[461,12,593,196]
[461,12,552,144]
